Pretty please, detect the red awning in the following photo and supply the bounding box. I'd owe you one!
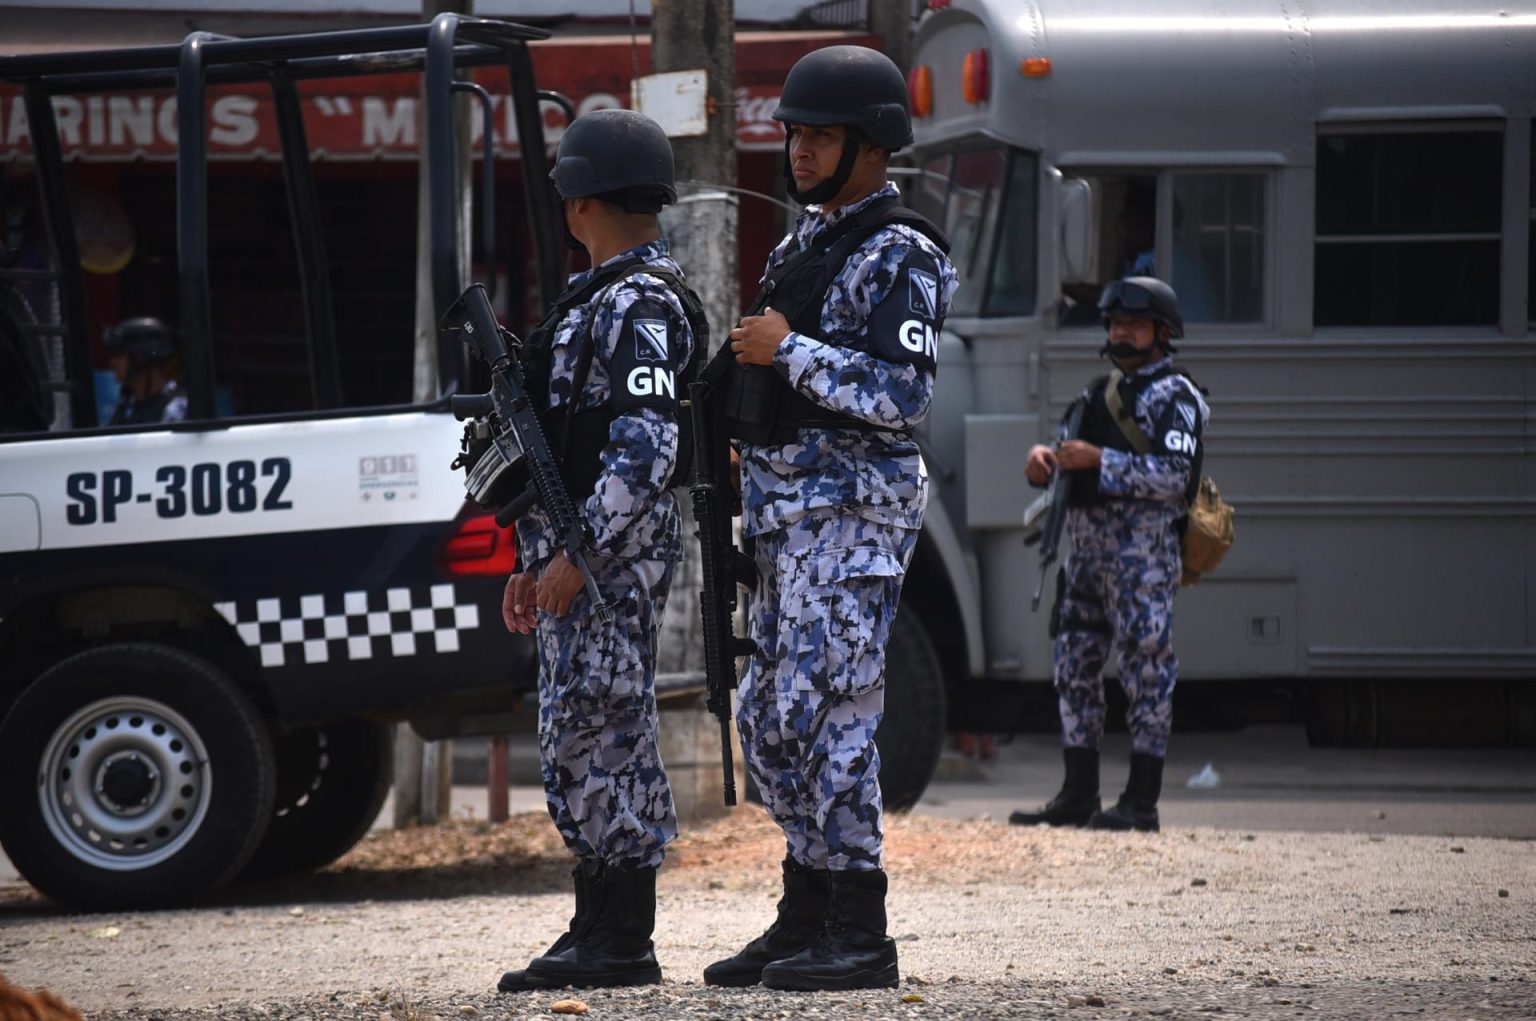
[0,30,876,162]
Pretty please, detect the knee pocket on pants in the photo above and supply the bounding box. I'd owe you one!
[782,546,903,696]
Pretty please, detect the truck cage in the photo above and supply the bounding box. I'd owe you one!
[0,14,568,428]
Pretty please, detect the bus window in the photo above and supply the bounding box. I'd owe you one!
[1315,127,1502,327]
[1172,173,1265,323]
[908,152,952,227]
[1059,173,1262,328]
[945,148,1008,317]
[903,145,1038,318]
[984,154,1038,317]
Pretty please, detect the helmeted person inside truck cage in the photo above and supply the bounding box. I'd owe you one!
[103,316,187,425]
[1010,276,1210,834]
[493,107,699,992]
[704,44,958,992]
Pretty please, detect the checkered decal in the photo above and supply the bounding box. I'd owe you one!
[214,585,481,668]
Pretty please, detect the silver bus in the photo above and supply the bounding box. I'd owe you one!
[896,0,1536,746]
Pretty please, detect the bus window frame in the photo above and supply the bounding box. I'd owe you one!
[1312,118,1507,332]
[1054,164,1277,334]
[900,138,1040,321]
[1164,167,1273,328]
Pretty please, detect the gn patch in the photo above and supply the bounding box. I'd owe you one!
[612,297,685,413]
[1157,397,1203,460]
[633,319,669,363]
[908,266,939,319]
[870,247,943,373]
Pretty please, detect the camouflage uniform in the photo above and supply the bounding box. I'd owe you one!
[517,240,694,870]
[1053,359,1210,758]
[738,183,958,871]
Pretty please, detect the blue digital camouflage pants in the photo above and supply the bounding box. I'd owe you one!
[736,510,918,872]
[1053,525,1181,758]
[537,554,677,870]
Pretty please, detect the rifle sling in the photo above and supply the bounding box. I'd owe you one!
[1104,367,1204,507]
[1103,369,1153,455]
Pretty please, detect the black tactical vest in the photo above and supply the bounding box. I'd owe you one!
[721,195,949,445]
[521,261,707,501]
[1068,364,1201,507]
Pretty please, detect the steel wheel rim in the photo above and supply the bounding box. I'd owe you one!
[38,696,212,871]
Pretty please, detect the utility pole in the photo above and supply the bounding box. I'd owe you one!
[399,0,473,827]
[868,0,915,73]
[649,0,737,675]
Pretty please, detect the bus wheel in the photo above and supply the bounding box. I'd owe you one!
[0,643,274,909]
[240,720,393,879]
[876,605,947,811]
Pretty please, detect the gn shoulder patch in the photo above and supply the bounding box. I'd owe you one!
[1154,395,1203,460]
[610,295,683,414]
[868,247,943,373]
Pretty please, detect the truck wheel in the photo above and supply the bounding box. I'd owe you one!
[876,605,947,811]
[241,720,392,878]
[0,643,274,909]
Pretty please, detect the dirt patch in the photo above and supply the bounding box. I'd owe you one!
[2,808,1532,1020]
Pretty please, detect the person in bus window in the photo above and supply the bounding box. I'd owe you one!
[1010,277,1209,833]
[103,317,188,425]
[706,45,958,992]
[1117,183,1217,322]
[494,109,695,992]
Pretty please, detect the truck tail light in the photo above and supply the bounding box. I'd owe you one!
[909,64,934,118]
[962,48,990,104]
[441,511,518,576]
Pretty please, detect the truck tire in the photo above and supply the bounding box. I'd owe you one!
[241,720,392,878]
[875,605,947,811]
[0,642,275,909]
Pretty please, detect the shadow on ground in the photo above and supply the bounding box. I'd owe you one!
[0,818,575,917]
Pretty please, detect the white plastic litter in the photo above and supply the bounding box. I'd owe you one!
[1186,762,1222,789]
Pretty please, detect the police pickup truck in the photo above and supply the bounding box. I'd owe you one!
[0,15,564,909]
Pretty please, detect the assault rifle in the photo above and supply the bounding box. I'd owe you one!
[1026,398,1087,612]
[689,355,758,806]
[443,283,613,625]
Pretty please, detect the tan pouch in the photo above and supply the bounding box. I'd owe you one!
[1179,474,1235,586]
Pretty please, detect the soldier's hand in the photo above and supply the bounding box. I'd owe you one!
[729,307,791,366]
[1025,444,1057,485]
[536,551,586,618]
[502,572,537,634]
[1055,439,1102,471]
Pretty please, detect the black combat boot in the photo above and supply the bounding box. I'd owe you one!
[1009,746,1101,827]
[703,857,831,987]
[1088,752,1164,832]
[498,859,602,992]
[524,863,663,988]
[760,868,899,991]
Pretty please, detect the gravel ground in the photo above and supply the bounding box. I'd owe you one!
[1,808,1532,1020]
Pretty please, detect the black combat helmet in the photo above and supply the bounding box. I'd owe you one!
[772,45,914,152]
[772,45,913,206]
[102,317,177,368]
[549,108,676,213]
[1098,277,1184,340]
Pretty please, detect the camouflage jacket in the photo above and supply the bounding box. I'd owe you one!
[739,183,959,536]
[1062,357,1212,555]
[516,240,694,570]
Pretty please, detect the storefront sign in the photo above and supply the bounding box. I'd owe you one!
[0,32,869,161]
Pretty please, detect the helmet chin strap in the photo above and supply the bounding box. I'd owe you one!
[1099,327,1177,363]
[784,132,861,206]
[1100,340,1145,360]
